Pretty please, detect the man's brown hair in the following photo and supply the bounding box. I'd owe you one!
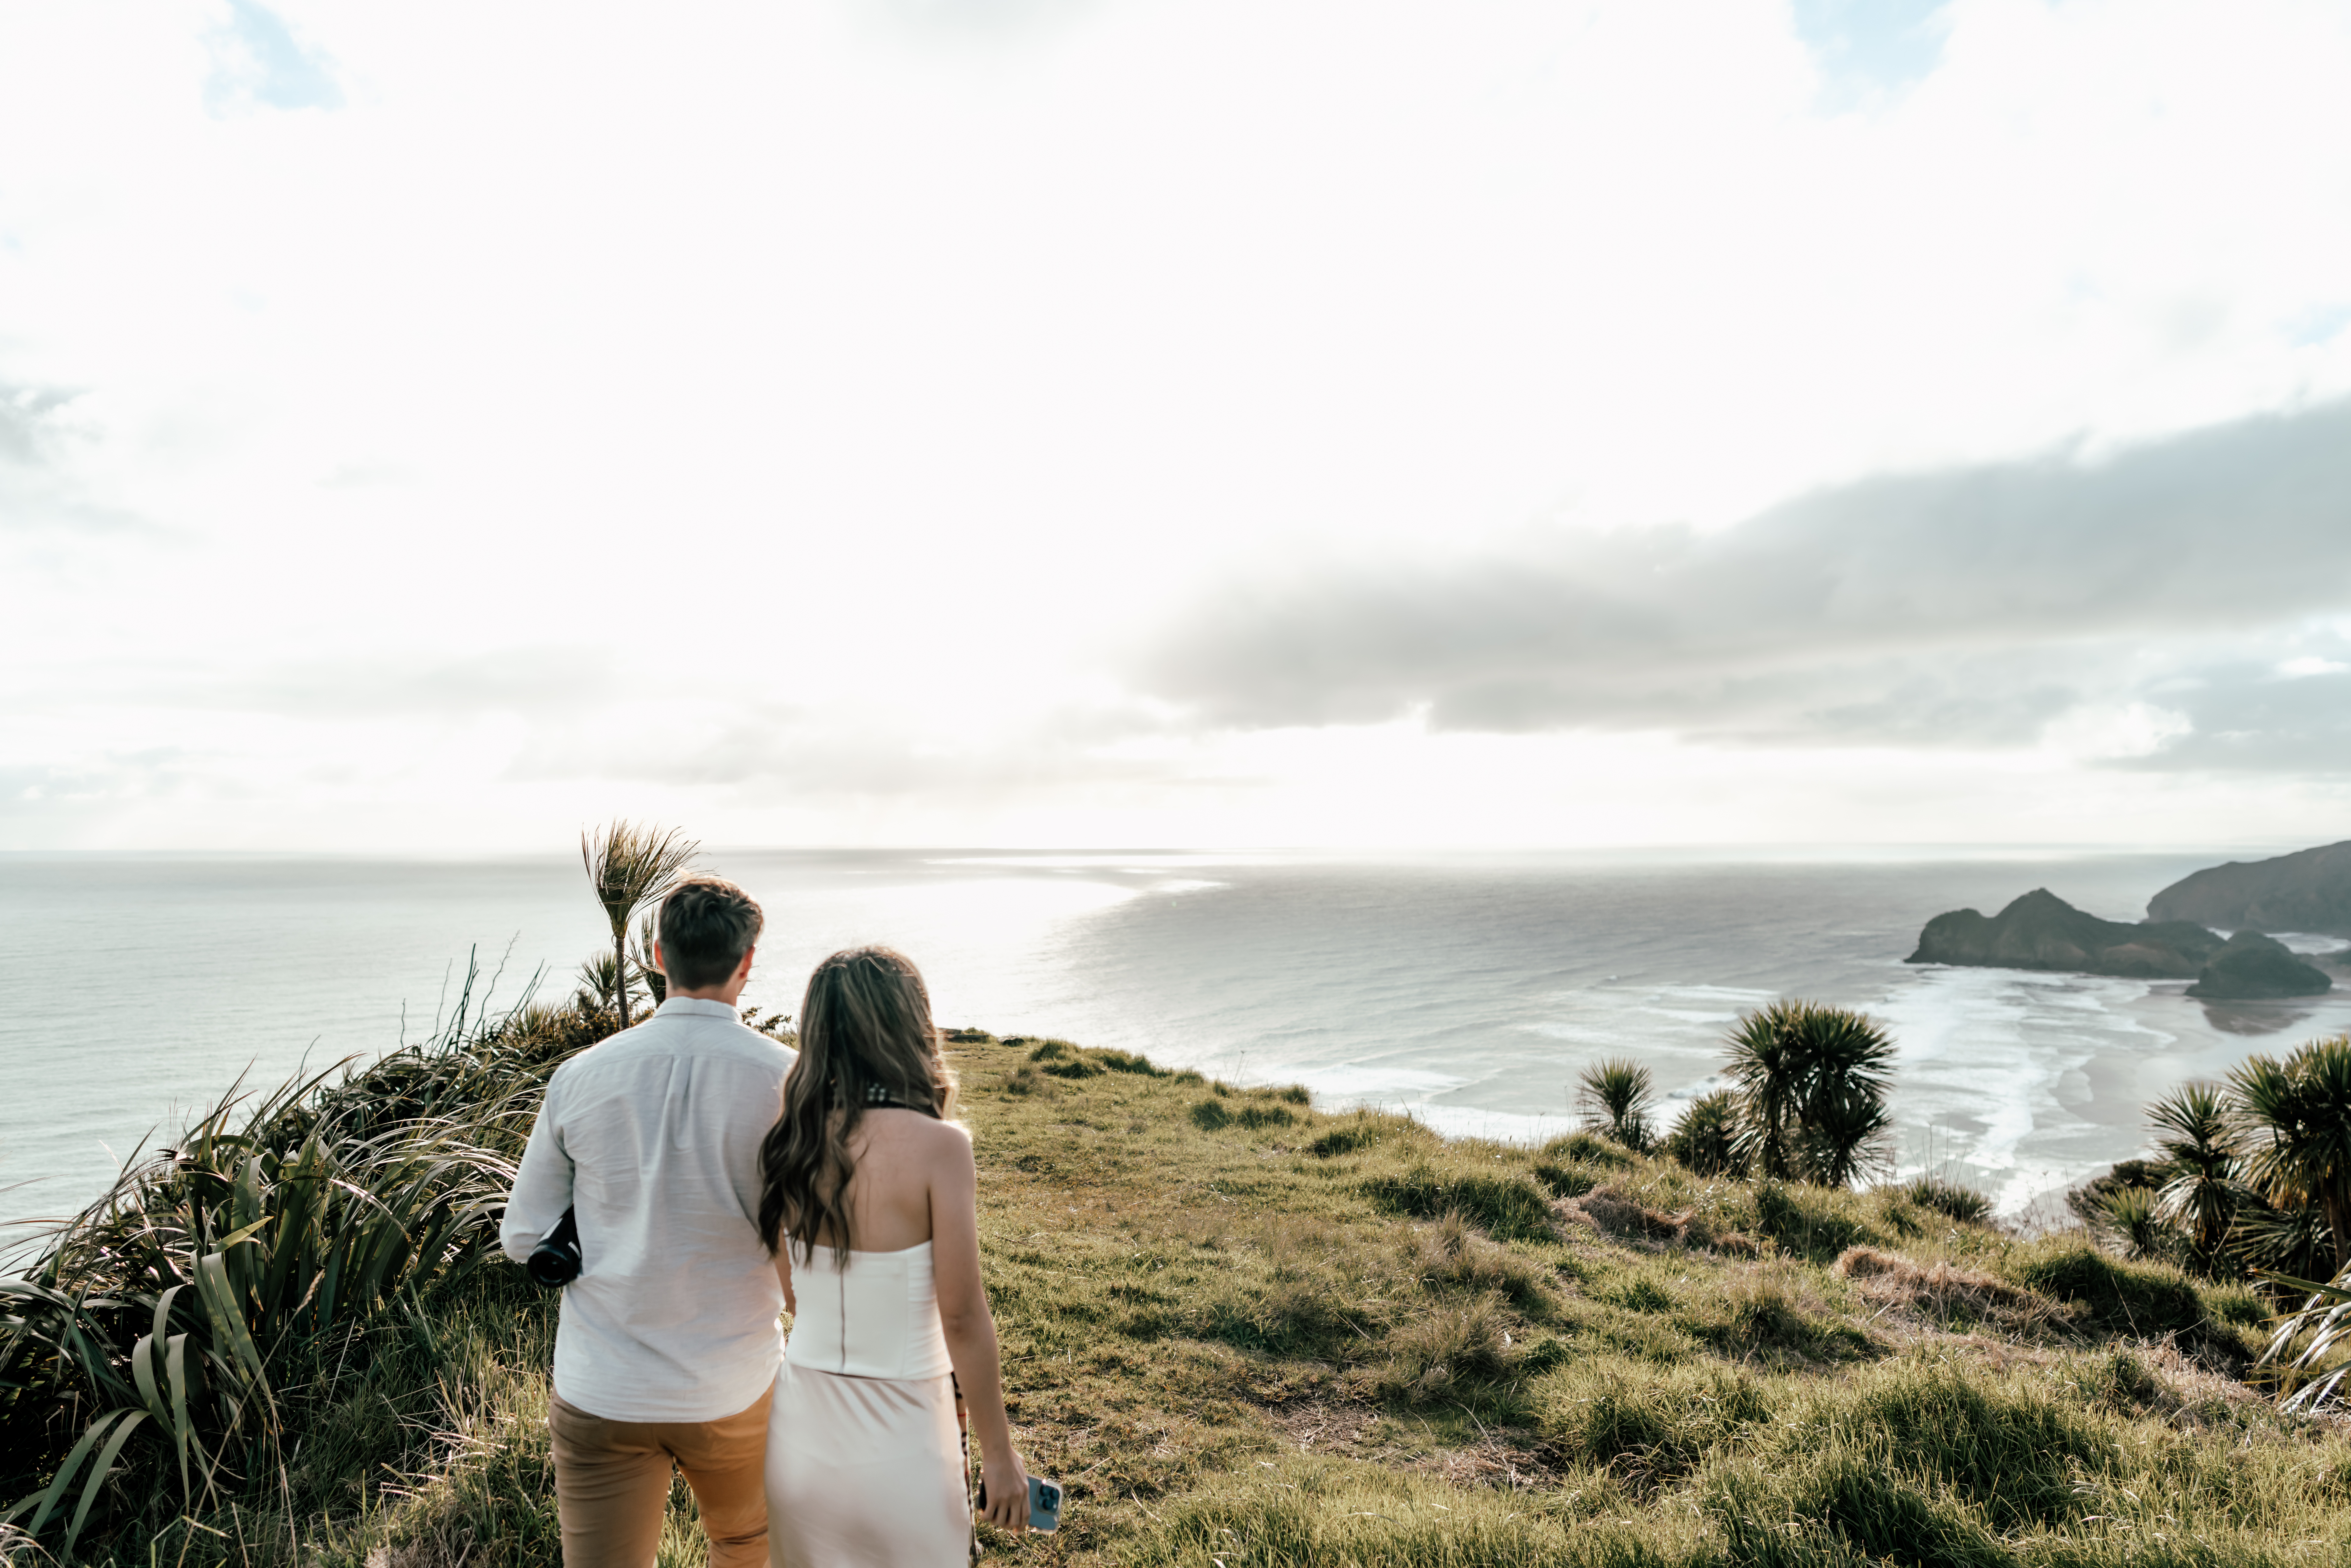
[658,876,764,990]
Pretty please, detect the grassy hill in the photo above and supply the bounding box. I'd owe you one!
[12,1020,2351,1567]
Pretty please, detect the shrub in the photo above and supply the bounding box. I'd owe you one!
[1892,1174,1993,1225]
[1693,1268,1873,1363]
[1202,1274,1363,1361]
[1752,1181,1868,1262]
[1531,1358,1771,1483]
[2001,1238,2204,1335]
[1407,1212,1557,1313]
[1362,1294,1523,1401]
[2201,1281,2270,1328]
[0,973,581,1560]
[1236,1104,1296,1131]
[2099,1183,2178,1263]
[1575,1058,1658,1153]
[1310,1123,1379,1158]
[1662,1089,1747,1177]
[1532,1160,1602,1198]
[1540,1131,1636,1169]
[1765,1359,2105,1532]
[2065,1157,2167,1228]
[1362,1164,1557,1242]
[1188,1099,1233,1132]
[1091,1048,1168,1076]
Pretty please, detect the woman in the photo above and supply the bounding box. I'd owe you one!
[758,947,1031,1566]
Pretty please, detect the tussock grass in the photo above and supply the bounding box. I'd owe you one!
[15,1025,2351,1566]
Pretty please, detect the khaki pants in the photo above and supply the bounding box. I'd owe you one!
[548,1387,772,1568]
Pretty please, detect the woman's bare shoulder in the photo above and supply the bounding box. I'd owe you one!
[901,1113,975,1172]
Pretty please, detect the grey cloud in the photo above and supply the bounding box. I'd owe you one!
[0,385,149,535]
[504,700,1183,800]
[6,648,624,722]
[228,649,621,719]
[1130,398,2351,760]
[2118,664,2351,773]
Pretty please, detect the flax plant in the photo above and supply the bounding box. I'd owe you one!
[2261,1264,2351,1412]
[0,961,580,1560]
[579,821,697,1030]
[1575,1058,1656,1153]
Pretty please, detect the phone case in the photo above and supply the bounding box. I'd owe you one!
[977,1476,1062,1532]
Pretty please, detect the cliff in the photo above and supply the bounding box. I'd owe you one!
[1906,887,2227,977]
[2148,840,2351,936]
[2188,929,2334,1000]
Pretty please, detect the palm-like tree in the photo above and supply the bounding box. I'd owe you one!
[1664,1089,1746,1177]
[1802,1076,1897,1190]
[2147,1081,2242,1267]
[1722,999,1897,1188]
[2230,1034,2351,1274]
[573,950,646,1019]
[581,821,699,1029]
[2100,1183,2171,1263]
[633,912,668,1006]
[1576,1058,1656,1152]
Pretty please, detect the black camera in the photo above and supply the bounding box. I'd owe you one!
[528,1207,582,1287]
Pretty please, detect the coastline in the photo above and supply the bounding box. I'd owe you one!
[9,1008,2350,1566]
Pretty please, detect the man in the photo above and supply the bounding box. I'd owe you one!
[502,875,794,1568]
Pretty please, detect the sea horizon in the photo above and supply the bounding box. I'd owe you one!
[9,841,2349,1244]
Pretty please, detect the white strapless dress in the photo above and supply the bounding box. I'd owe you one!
[765,1240,968,1567]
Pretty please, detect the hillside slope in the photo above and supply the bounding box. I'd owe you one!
[346,1031,2351,1568]
[2150,841,2351,936]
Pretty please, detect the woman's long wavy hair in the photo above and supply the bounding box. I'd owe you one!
[758,946,956,1264]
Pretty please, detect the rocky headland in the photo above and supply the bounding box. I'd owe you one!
[1906,888,2228,977]
[2188,929,2336,1000]
[1907,887,2333,998]
[2148,839,2351,936]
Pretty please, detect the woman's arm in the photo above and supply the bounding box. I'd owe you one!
[772,1244,796,1316]
[929,1128,1029,1532]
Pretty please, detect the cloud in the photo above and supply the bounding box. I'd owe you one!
[1793,0,1952,108]
[1129,397,2351,761]
[206,1,342,113]
[0,385,148,535]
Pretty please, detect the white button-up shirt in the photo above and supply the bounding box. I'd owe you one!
[501,996,797,1422]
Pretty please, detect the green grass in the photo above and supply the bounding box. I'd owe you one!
[13,1027,2351,1567]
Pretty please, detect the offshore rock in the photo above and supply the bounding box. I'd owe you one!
[2187,930,2334,1000]
[2148,840,2351,936]
[1906,888,2227,977]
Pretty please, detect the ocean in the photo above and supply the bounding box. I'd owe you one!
[7,847,2348,1244]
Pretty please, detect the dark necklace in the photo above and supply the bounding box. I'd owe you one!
[852,1080,940,1118]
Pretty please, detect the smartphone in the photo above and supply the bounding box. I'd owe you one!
[977,1475,1062,1532]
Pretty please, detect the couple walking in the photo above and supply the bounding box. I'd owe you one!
[499,876,1031,1567]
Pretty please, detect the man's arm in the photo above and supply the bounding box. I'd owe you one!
[500,1079,575,1264]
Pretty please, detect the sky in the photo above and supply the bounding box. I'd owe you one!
[4,0,2351,852]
